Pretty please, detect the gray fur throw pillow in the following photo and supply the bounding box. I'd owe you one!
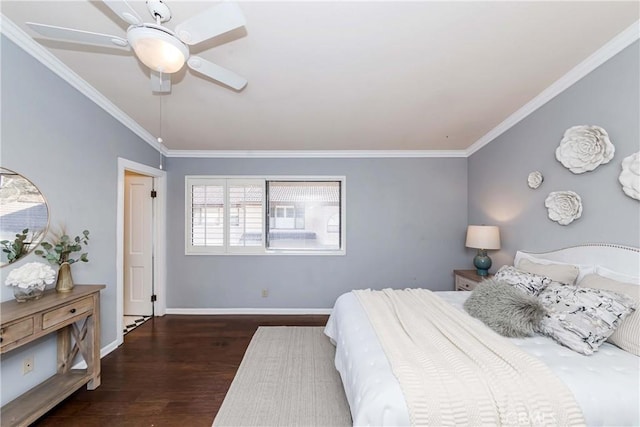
[464,279,546,337]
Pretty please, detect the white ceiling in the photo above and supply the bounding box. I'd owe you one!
[1,1,638,153]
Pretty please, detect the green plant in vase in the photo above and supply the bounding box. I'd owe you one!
[35,229,89,292]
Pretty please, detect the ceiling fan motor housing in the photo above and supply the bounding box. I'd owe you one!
[146,0,172,23]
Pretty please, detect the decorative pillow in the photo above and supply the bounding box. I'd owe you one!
[513,251,595,282]
[464,279,546,337]
[579,274,640,356]
[538,283,637,355]
[493,266,551,296]
[517,258,579,285]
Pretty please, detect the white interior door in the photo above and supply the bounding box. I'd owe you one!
[124,173,153,316]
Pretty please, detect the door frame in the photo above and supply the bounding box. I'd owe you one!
[116,157,166,346]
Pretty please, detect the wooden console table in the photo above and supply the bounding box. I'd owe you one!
[0,285,105,426]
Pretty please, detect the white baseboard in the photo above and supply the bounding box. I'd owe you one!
[165,308,332,315]
[71,338,119,370]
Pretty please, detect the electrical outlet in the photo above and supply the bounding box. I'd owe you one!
[261,289,269,298]
[23,356,34,375]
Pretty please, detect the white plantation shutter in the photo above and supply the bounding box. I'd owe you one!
[229,180,264,248]
[187,178,225,253]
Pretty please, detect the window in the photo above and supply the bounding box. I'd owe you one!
[186,176,345,255]
[266,181,341,251]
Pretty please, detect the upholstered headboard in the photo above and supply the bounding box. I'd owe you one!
[514,243,640,279]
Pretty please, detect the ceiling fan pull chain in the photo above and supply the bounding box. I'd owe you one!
[157,91,164,145]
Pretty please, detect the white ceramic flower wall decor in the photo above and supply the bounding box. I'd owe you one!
[619,151,640,201]
[545,191,583,225]
[555,125,615,174]
[527,171,544,189]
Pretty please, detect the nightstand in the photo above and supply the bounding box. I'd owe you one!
[454,270,492,291]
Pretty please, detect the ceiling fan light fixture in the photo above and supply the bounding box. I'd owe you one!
[127,26,188,73]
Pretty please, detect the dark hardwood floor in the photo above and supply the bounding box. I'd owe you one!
[34,315,329,427]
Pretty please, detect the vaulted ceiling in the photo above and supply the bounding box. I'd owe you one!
[1,1,638,153]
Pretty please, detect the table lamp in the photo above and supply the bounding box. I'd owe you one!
[465,225,501,276]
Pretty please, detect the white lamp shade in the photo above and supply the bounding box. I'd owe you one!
[128,26,189,73]
[465,225,500,250]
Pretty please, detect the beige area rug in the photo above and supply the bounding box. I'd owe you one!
[213,326,352,427]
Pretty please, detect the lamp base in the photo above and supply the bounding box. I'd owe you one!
[473,249,492,276]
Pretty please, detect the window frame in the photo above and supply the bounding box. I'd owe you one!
[185,175,346,256]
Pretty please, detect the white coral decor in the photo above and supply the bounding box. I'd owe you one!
[556,125,614,174]
[5,262,56,289]
[527,171,543,189]
[619,151,640,201]
[545,191,583,225]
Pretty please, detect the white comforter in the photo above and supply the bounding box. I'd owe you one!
[324,291,640,427]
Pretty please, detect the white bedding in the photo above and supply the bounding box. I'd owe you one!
[324,291,640,426]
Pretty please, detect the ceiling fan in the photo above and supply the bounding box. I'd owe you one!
[26,0,248,92]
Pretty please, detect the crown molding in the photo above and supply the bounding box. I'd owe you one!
[0,14,167,155]
[164,149,467,158]
[466,20,640,157]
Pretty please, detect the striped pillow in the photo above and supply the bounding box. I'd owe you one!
[579,274,640,356]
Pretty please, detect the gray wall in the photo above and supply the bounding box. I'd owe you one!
[0,36,161,405]
[468,41,640,269]
[166,157,469,309]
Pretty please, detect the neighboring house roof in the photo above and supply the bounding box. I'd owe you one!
[268,184,340,204]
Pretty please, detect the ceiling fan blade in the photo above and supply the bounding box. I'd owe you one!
[175,2,246,45]
[26,22,130,49]
[187,56,247,90]
[102,0,143,25]
[150,71,172,93]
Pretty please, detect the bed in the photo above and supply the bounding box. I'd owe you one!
[324,244,640,426]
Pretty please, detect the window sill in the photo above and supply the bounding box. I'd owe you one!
[185,249,346,256]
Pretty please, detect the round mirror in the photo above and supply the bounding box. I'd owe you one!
[0,168,49,266]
